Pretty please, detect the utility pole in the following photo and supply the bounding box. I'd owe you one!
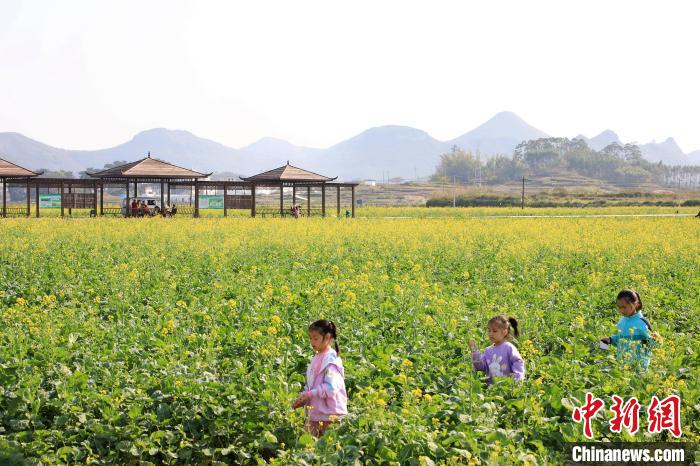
[521,176,526,210]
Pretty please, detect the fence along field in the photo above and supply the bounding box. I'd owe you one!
[0,215,698,464]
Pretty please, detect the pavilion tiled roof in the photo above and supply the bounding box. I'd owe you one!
[0,158,40,178]
[240,162,336,182]
[89,154,210,178]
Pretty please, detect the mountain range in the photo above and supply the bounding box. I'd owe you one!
[1,111,698,181]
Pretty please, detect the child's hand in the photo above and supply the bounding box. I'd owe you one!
[600,337,611,344]
[292,392,311,409]
[468,339,477,351]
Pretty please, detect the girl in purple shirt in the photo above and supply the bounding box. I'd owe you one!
[292,320,348,437]
[469,315,525,384]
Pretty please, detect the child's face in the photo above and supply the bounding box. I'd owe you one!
[488,324,509,344]
[616,298,637,317]
[308,330,331,353]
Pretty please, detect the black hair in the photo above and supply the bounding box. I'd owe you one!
[617,289,643,311]
[309,319,340,354]
[488,314,520,339]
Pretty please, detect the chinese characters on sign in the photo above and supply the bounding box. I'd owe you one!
[572,393,681,439]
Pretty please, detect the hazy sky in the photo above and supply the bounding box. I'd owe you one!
[1,0,699,152]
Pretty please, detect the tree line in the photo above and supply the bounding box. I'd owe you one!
[431,138,700,188]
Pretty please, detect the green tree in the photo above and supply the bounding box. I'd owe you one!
[431,147,482,183]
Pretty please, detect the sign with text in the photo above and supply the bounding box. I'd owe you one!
[39,194,61,208]
[199,195,224,209]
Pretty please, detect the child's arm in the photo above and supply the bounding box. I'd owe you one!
[292,392,311,409]
[634,322,652,342]
[509,346,525,381]
[469,340,487,373]
[307,365,344,400]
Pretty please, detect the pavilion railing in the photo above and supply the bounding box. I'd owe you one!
[2,206,28,216]
[102,207,122,216]
[255,207,327,217]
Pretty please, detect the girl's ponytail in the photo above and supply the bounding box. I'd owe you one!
[330,321,340,354]
[508,317,520,338]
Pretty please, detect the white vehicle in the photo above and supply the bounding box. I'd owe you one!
[121,197,167,217]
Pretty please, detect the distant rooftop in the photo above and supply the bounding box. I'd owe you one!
[89,153,210,178]
[240,161,336,182]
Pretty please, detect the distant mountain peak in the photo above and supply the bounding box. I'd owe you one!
[585,129,622,150]
[488,110,529,123]
[132,127,196,140]
[344,125,437,144]
[640,136,687,165]
[464,111,548,138]
[595,129,619,139]
[362,125,432,136]
[244,136,310,155]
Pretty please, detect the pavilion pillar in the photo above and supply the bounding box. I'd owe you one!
[251,184,256,218]
[194,179,199,218]
[223,184,228,217]
[279,183,284,216]
[321,183,326,217]
[351,185,356,218]
[1,178,6,218]
[68,184,72,216]
[26,179,31,217]
[167,183,171,205]
[307,186,310,217]
[133,181,137,198]
[336,185,340,217]
[35,183,40,218]
[160,180,164,215]
[99,182,104,216]
[93,182,97,217]
[125,181,130,216]
[60,181,64,217]
[292,184,296,207]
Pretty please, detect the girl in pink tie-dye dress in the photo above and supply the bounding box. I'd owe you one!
[292,320,348,436]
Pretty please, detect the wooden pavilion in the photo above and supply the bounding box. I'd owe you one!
[1,155,358,219]
[88,154,212,217]
[0,158,41,217]
[240,162,358,217]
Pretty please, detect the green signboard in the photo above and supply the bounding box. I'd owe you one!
[39,194,61,208]
[199,195,224,209]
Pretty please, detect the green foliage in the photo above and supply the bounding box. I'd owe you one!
[432,138,700,187]
[430,147,484,184]
[0,216,698,464]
